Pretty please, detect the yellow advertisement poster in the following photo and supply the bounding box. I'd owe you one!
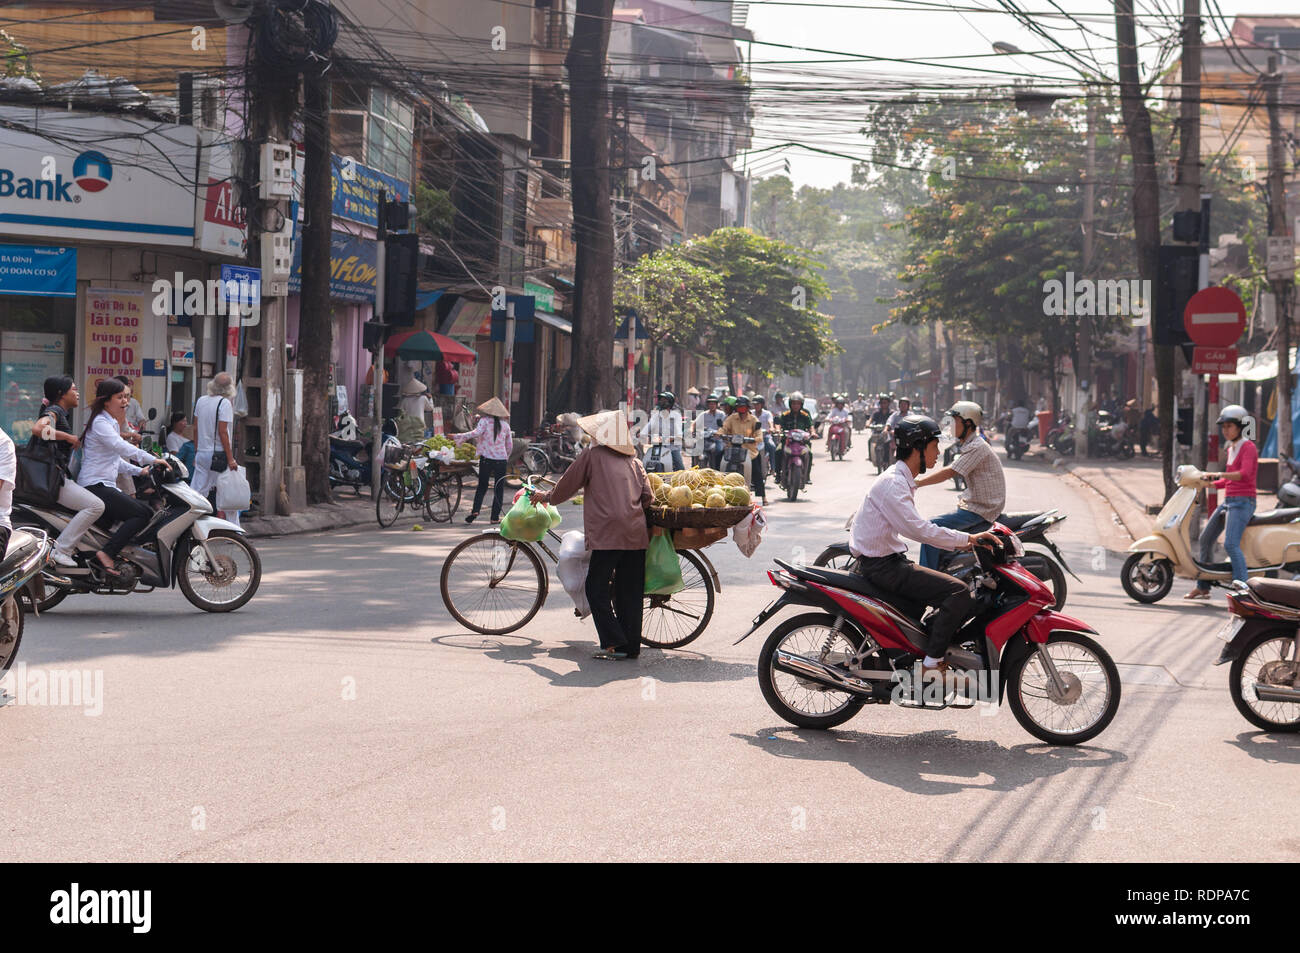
[84,287,149,392]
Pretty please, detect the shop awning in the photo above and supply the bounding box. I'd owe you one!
[416,289,444,311]
[384,330,476,363]
[534,309,572,335]
[1221,347,1296,382]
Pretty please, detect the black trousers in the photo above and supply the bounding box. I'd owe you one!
[471,458,508,519]
[856,552,975,658]
[748,453,766,500]
[85,483,153,557]
[586,548,645,655]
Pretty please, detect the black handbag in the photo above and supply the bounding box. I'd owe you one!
[14,430,64,506]
[207,397,229,473]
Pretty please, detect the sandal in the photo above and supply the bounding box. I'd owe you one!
[593,648,630,660]
[94,552,122,578]
[1183,589,1211,601]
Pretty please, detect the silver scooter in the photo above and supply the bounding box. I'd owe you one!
[13,455,261,614]
[0,527,57,672]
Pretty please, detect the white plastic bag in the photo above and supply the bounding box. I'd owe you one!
[732,506,768,558]
[215,465,251,513]
[556,530,592,618]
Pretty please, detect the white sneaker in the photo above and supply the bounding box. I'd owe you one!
[50,549,77,568]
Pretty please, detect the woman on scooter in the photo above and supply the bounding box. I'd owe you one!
[1185,405,1258,601]
[76,378,170,575]
[33,376,106,567]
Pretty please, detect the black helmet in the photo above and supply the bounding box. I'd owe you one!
[658,390,675,405]
[893,414,942,457]
[705,393,719,404]
[735,395,750,408]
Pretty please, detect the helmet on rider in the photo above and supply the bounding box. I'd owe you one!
[834,395,846,406]
[947,400,984,433]
[705,393,718,405]
[1217,404,1256,441]
[735,395,751,409]
[897,396,911,410]
[893,415,943,471]
[788,391,805,407]
[752,394,765,405]
[657,390,675,409]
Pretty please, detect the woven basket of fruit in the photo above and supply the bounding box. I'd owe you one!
[643,467,756,529]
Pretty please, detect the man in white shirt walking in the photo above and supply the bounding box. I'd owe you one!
[850,414,997,683]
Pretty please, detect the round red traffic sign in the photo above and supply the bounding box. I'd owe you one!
[1184,286,1246,347]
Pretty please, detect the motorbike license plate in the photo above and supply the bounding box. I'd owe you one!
[1214,617,1245,644]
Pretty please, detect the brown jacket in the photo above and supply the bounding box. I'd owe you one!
[548,446,653,550]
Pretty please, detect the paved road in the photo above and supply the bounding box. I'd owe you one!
[3,437,1296,862]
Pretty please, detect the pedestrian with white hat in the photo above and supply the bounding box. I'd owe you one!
[398,377,437,424]
[533,410,653,660]
[454,397,513,523]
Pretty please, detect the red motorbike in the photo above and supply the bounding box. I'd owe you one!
[738,528,1120,745]
[1216,578,1300,732]
[827,420,848,461]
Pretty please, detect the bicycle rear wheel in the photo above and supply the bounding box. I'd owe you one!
[440,533,548,634]
[642,549,715,649]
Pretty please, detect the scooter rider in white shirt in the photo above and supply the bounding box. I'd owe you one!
[640,390,684,471]
[849,414,998,685]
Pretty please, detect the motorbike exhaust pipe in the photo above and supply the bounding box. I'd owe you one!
[1252,682,1300,704]
[772,649,894,696]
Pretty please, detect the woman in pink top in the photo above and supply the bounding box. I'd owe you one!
[1186,405,1258,599]
[454,397,513,523]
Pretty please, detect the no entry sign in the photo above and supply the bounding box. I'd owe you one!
[1184,286,1246,348]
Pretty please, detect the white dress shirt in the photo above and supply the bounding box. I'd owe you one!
[850,460,972,558]
[0,427,16,530]
[640,408,683,444]
[77,413,154,489]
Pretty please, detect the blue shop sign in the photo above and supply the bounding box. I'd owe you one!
[0,244,77,297]
[288,232,378,302]
[331,155,410,228]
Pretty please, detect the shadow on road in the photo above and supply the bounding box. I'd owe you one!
[432,635,753,689]
[732,726,1125,796]
[1226,730,1300,764]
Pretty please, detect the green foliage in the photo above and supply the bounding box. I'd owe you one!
[1,29,38,80]
[414,182,454,237]
[614,251,725,349]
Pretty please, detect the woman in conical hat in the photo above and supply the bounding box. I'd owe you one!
[453,396,513,523]
[533,410,652,660]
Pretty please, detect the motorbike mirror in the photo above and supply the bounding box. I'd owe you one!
[148,408,157,420]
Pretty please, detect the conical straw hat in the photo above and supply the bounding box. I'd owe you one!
[578,410,636,456]
[477,397,509,418]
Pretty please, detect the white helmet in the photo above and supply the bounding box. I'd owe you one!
[947,400,984,428]
[1217,404,1256,442]
[788,391,805,405]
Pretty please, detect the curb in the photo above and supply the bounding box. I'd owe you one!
[241,499,377,539]
[1036,447,1156,544]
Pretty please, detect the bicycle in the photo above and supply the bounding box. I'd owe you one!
[439,477,718,648]
[376,444,429,528]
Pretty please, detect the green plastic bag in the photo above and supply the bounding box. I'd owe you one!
[644,532,684,595]
[546,503,562,528]
[499,492,551,542]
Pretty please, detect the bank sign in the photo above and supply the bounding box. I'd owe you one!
[0,106,199,246]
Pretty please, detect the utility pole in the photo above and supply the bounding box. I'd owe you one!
[1078,99,1096,457]
[299,66,333,504]
[1267,55,1294,462]
[1176,0,1206,478]
[1117,0,1169,496]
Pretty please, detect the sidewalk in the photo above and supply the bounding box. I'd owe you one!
[240,494,377,539]
[1038,448,1164,543]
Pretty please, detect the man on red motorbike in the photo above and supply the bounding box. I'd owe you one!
[849,415,999,685]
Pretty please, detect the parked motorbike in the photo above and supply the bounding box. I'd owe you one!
[1090,410,1135,459]
[520,419,582,478]
[329,412,399,493]
[14,455,262,614]
[1122,464,1300,604]
[0,527,57,673]
[1005,426,1032,461]
[867,423,890,475]
[741,527,1120,744]
[1217,578,1300,731]
[827,420,848,461]
[779,429,811,501]
[815,508,1076,610]
[1045,413,1075,455]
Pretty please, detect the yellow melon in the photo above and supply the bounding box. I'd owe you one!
[668,485,693,508]
[705,491,727,508]
[724,471,745,487]
[648,472,663,493]
[724,486,751,506]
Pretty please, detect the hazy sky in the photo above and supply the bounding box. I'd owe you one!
[741,0,1300,189]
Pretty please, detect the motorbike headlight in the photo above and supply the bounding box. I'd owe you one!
[1005,533,1025,557]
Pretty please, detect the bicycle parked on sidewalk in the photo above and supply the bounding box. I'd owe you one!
[375,444,468,527]
[439,477,720,648]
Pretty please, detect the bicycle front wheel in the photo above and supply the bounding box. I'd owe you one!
[424,472,463,523]
[440,533,548,634]
[376,468,417,527]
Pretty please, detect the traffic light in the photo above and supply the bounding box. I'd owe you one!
[362,319,386,352]
[1156,244,1197,348]
[383,233,419,327]
[1177,405,1194,447]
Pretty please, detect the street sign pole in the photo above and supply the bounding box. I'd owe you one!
[1185,284,1247,517]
